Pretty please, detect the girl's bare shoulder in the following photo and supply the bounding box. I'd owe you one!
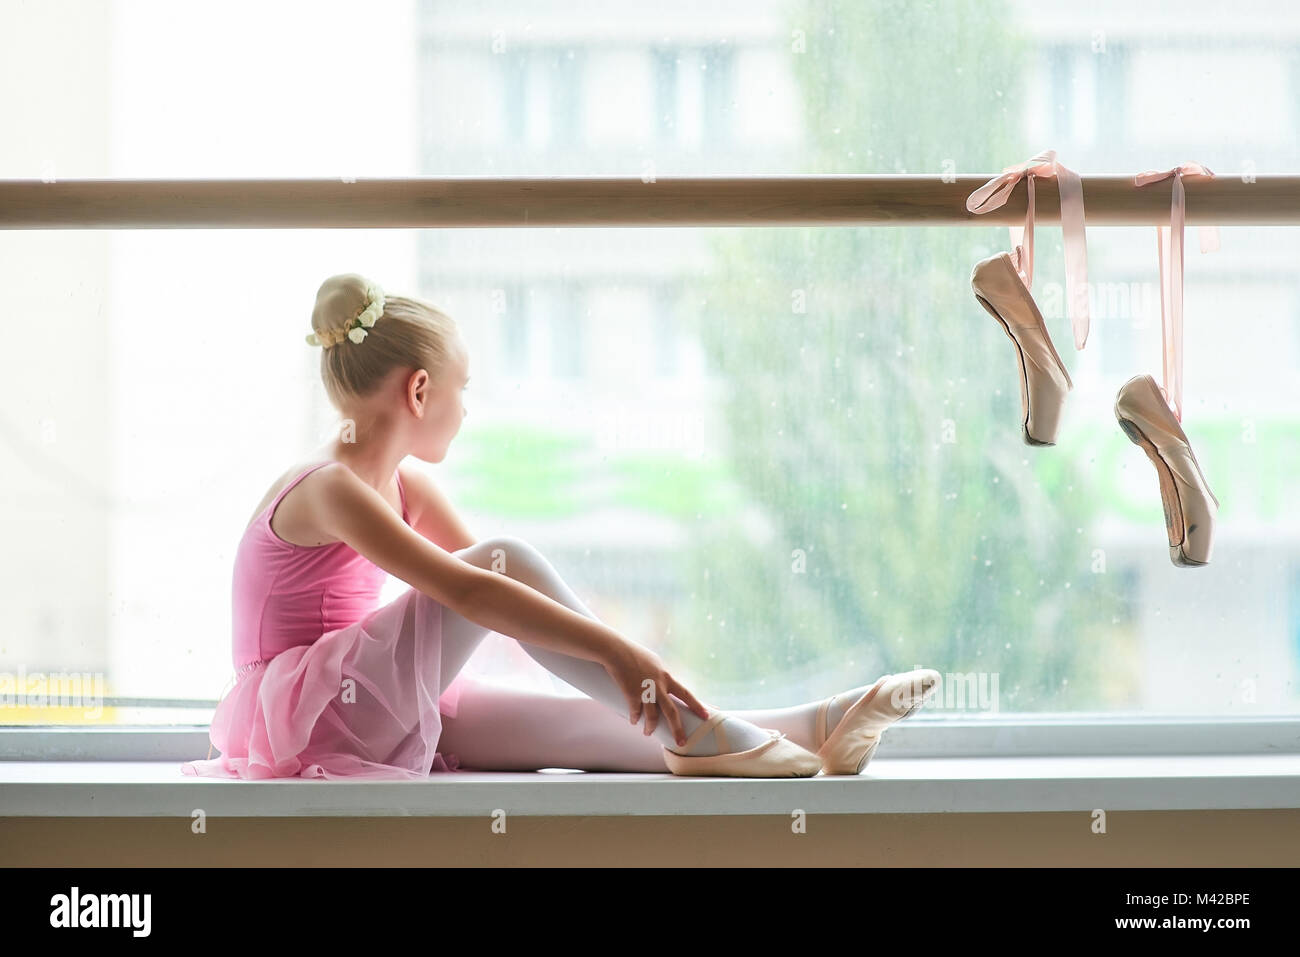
[244,459,340,534]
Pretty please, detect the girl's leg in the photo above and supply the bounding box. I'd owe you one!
[436,535,777,759]
[438,675,898,772]
[438,677,673,772]
[434,535,889,770]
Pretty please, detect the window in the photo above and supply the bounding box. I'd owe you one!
[652,48,678,143]
[2,0,1298,739]
[550,48,582,147]
[501,281,530,379]
[653,284,680,377]
[700,43,734,148]
[551,292,585,379]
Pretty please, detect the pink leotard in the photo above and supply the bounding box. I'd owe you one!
[231,462,407,675]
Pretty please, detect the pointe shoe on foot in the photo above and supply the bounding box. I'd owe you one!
[662,712,823,778]
[814,669,940,775]
[1115,373,1220,567]
[971,251,1074,446]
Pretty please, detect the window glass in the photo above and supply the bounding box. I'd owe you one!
[1,0,1295,725]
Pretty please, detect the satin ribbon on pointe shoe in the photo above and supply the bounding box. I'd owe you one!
[966,149,1091,351]
[1133,163,1220,424]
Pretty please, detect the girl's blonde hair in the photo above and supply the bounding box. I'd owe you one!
[308,273,461,410]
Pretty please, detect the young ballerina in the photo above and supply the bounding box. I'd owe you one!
[181,273,940,781]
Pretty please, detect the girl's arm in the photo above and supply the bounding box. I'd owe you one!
[308,462,622,667]
[398,462,477,551]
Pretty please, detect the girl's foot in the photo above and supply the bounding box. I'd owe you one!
[664,710,773,757]
[815,670,940,774]
[661,710,822,777]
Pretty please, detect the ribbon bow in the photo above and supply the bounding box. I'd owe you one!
[967,149,1091,351]
[1133,163,1220,423]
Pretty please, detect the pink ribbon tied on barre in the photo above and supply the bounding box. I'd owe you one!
[966,149,1091,351]
[1133,163,1221,423]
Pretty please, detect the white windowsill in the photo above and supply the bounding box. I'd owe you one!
[3,718,1297,817]
[1,754,1298,817]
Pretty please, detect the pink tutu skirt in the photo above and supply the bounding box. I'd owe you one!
[182,586,471,781]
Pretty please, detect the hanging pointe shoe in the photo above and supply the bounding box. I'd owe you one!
[967,151,1090,445]
[813,669,940,775]
[1115,373,1219,567]
[971,251,1074,446]
[1124,163,1221,568]
[662,712,823,778]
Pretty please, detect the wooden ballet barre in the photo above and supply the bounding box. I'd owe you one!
[0,174,1298,229]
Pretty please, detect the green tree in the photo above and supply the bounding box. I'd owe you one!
[669,0,1130,711]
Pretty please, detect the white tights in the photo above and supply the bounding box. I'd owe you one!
[432,536,863,772]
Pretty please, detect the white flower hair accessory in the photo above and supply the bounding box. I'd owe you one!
[306,281,386,348]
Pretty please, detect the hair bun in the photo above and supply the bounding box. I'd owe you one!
[307,273,386,348]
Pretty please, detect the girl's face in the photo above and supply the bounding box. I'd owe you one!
[413,344,469,463]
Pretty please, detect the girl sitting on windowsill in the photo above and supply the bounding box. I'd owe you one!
[181,273,938,781]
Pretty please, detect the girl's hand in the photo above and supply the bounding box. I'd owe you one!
[604,639,711,747]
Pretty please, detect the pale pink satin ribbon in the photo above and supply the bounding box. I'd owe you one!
[1133,163,1220,423]
[967,149,1091,351]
